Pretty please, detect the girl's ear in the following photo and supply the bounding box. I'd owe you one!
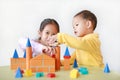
[38,30,42,36]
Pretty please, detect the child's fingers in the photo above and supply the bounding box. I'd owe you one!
[47,35,57,44]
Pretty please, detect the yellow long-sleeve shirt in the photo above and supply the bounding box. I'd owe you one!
[57,33,104,67]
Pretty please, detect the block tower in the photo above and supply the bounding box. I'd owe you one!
[11,38,60,72]
[63,47,71,70]
[26,38,32,70]
[11,49,26,70]
[55,46,60,71]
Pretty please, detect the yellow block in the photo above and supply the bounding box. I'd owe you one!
[70,69,79,78]
[24,69,33,77]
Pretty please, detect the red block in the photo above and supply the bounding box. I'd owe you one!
[47,73,56,78]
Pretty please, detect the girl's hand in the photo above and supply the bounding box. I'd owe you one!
[42,46,55,56]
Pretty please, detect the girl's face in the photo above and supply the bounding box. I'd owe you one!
[39,24,58,46]
[72,16,89,37]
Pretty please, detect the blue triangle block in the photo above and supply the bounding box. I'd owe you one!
[13,49,19,58]
[64,47,70,56]
[23,50,26,58]
[26,38,31,47]
[73,59,78,68]
[15,67,23,78]
[104,63,110,73]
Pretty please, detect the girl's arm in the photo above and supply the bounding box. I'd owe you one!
[18,37,43,56]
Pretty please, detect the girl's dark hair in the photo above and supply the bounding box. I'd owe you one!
[40,18,60,32]
[74,10,97,30]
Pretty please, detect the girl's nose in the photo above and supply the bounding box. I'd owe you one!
[47,35,52,39]
[49,34,52,37]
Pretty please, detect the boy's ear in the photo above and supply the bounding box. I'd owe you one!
[86,21,92,29]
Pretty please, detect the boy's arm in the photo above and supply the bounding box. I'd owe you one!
[57,33,98,51]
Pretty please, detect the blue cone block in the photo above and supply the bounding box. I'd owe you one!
[23,50,26,58]
[64,47,70,56]
[104,63,110,73]
[13,49,19,58]
[73,59,78,68]
[15,67,23,78]
[26,38,31,47]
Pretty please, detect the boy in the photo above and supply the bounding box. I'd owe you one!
[48,10,104,67]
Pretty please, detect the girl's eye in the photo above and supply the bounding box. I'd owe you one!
[46,32,49,34]
[76,24,79,26]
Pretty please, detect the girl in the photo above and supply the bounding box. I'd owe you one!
[19,18,60,57]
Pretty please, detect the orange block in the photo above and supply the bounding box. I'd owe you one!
[26,47,32,70]
[44,60,55,66]
[55,46,60,71]
[39,67,48,72]
[29,53,56,72]
[31,67,55,72]
[30,60,42,66]
[11,58,26,70]
[64,59,70,70]
[30,67,36,72]
[49,67,55,72]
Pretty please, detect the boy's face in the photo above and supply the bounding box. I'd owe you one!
[39,24,58,46]
[72,16,91,37]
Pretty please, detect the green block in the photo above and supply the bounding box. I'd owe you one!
[78,67,88,75]
[36,72,44,78]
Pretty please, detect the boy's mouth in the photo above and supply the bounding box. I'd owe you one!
[74,31,77,34]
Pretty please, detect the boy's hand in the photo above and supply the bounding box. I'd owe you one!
[47,35,58,46]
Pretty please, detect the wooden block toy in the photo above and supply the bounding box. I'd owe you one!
[64,59,70,70]
[13,49,19,58]
[63,47,71,70]
[10,38,60,73]
[15,67,23,78]
[23,50,26,58]
[47,73,56,78]
[24,69,33,77]
[36,72,44,78]
[55,46,60,71]
[30,54,55,72]
[104,63,110,73]
[78,67,88,75]
[21,69,24,74]
[26,38,32,70]
[73,59,78,68]
[11,58,26,70]
[70,69,79,79]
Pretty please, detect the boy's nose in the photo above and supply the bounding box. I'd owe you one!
[73,26,75,29]
[73,26,76,30]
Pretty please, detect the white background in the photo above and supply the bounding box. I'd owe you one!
[0,0,120,73]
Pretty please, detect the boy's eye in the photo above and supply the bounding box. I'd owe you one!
[52,33,55,35]
[76,24,79,26]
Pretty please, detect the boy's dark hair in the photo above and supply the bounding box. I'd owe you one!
[74,10,97,30]
[40,18,60,32]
